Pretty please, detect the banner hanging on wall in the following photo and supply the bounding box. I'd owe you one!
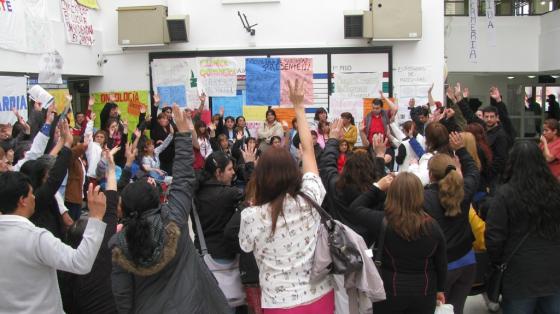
[0,76,28,125]
[0,0,53,53]
[199,57,237,97]
[468,0,478,63]
[486,0,496,47]
[61,0,95,46]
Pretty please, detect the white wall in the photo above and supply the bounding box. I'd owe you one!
[539,10,560,72]
[90,0,445,100]
[445,16,541,73]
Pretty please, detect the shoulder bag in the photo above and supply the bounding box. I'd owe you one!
[192,200,246,307]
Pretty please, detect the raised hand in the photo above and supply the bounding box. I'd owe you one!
[428,83,434,94]
[140,104,147,114]
[462,87,470,99]
[199,92,207,104]
[88,96,94,109]
[329,118,343,139]
[87,184,107,220]
[408,98,416,108]
[378,90,385,99]
[359,120,366,133]
[449,131,465,151]
[376,174,395,192]
[172,104,193,133]
[446,86,457,104]
[219,106,225,117]
[236,129,244,141]
[241,143,257,163]
[490,87,502,102]
[454,82,462,99]
[153,94,160,106]
[281,120,289,133]
[287,79,305,108]
[125,142,138,166]
[372,134,387,157]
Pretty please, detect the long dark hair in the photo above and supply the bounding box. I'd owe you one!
[501,140,560,240]
[200,151,233,183]
[120,179,161,265]
[467,123,493,164]
[336,149,376,192]
[253,147,301,235]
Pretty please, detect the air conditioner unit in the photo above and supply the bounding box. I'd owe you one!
[117,5,170,47]
[344,0,422,41]
[167,15,190,43]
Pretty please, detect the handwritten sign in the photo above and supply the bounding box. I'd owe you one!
[157,85,186,107]
[246,58,281,105]
[395,66,431,85]
[92,91,149,137]
[333,72,380,98]
[61,0,94,46]
[280,58,313,105]
[486,0,496,46]
[212,94,244,118]
[329,95,364,127]
[243,105,268,121]
[199,57,237,97]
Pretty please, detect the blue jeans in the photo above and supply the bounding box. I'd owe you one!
[503,294,560,314]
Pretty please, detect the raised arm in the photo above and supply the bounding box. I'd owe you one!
[163,105,196,227]
[289,79,317,175]
[319,119,343,187]
[379,90,398,117]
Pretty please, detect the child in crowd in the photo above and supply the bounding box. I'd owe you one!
[140,127,174,183]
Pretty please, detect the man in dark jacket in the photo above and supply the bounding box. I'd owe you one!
[483,106,510,189]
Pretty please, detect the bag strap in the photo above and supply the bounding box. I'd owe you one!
[191,199,209,255]
[298,191,333,221]
[502,232,530,266]
[373,217,387,266]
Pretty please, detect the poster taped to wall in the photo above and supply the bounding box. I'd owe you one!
[199,57,237,97]
[0,76,28,124]
[333,72,380,98]
[92,91,149,137]
[61,0,95,46]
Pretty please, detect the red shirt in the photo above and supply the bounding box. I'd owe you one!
[541,138,560,179]
[337,153,347,173]
[368,114,385,144]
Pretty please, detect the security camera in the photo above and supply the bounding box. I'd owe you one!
[97,54,108,67]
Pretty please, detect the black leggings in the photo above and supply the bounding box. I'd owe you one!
[372,294,436,314]
[445,264,477,314]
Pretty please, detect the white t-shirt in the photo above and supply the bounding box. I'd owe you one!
[239,172,332,308]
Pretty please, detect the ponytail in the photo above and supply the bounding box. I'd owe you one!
[429,155,464,217]
[125,214,156,265]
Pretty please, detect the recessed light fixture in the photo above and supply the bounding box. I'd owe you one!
[507,76,515,79]
[552,75,560,79]
[528,75,536,78]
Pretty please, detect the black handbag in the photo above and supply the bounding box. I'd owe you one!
[485,232,530,303]
[299,192,363,275]
[372,217,388,269]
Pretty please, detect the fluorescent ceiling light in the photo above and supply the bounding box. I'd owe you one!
[507,76,515,79]
[528,75,536,78]
[552,75,560,79]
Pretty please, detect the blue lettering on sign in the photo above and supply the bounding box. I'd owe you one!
[0,95,28,111]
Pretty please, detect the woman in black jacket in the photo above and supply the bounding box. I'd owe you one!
[61,149,120,314]
[319,119,386,244]
[349,172,447,314]
[485,140,560,314]
[423,132,480,314]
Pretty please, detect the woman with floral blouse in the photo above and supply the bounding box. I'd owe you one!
[239,80,334,313]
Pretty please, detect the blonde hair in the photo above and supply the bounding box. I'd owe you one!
[429,154,464,217]
[462,132,481,171]
[385,172,430,241]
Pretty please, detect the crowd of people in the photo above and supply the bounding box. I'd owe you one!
[0,80,559,314]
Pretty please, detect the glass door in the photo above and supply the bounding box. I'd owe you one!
[512,84,560,139]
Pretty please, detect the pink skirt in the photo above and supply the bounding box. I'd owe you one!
[263,290,334,314]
